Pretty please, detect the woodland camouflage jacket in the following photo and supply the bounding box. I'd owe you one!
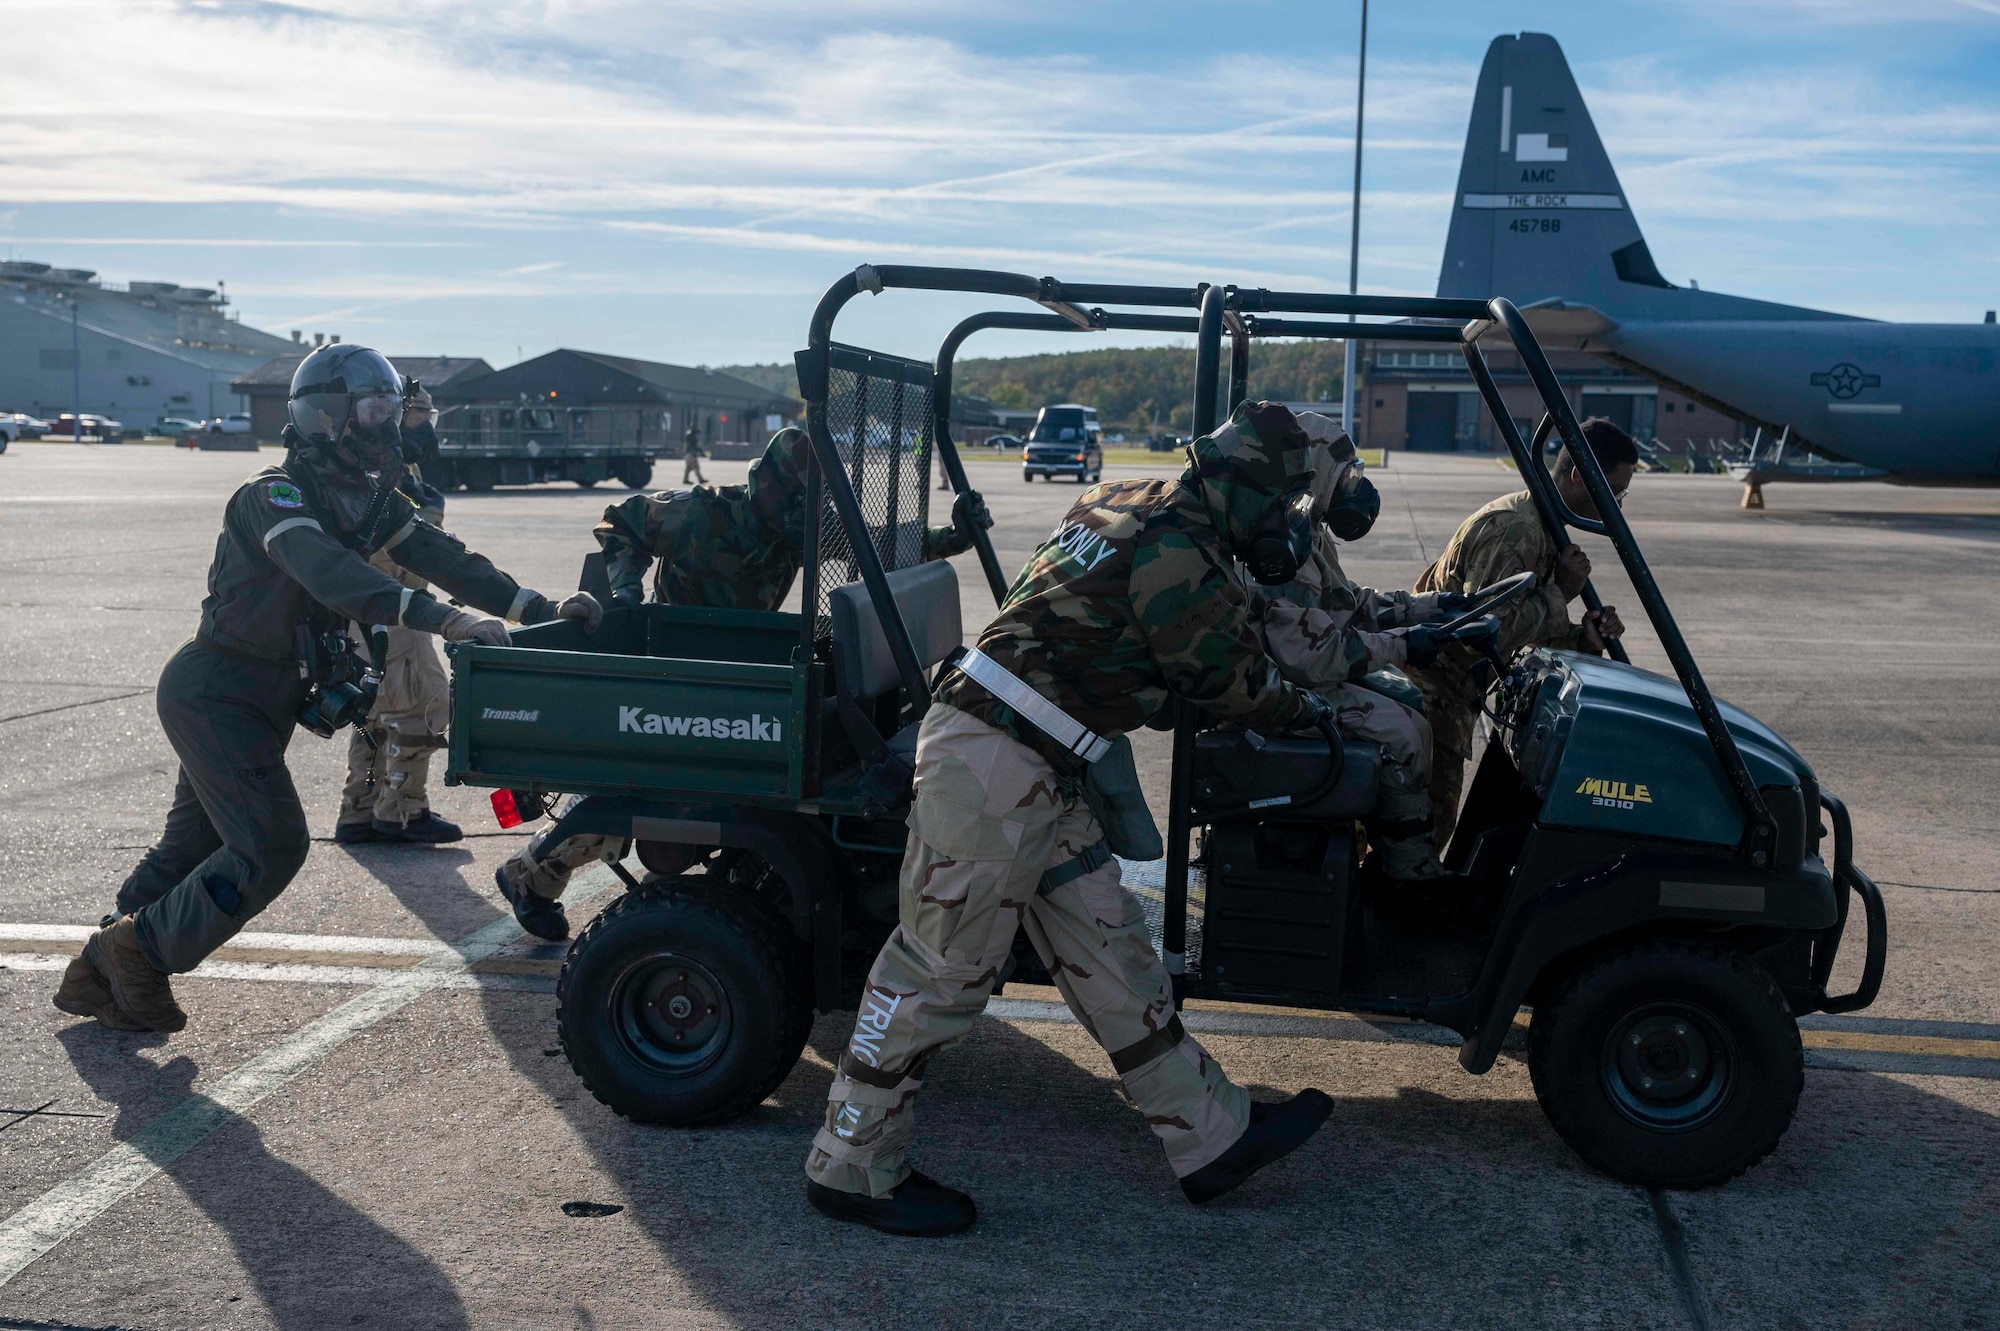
[595,427,973,610]
[936,401,1315,765]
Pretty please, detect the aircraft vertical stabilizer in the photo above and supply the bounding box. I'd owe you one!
[1438,34,1846,324]
[1439,33,1653,308]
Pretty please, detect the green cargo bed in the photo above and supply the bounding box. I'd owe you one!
[446,605,818,805]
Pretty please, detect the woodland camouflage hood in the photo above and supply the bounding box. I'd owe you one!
[746,426,814,543]
[1183,400,1318,553]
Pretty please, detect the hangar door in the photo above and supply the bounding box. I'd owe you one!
[1407,390,1481,451]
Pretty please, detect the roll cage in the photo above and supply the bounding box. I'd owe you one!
[793,264,1781,977]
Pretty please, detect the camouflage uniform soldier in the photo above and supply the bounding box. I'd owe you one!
[806,402,1338,1238]
[334,476,460,844]
[1250,416,1470,880]
[493,428,990,938]
[1408,418,1635,847]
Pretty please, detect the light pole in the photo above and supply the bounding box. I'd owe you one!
[1340,0,1368,442]
[70,298,82,442]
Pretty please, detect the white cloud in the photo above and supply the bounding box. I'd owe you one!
[1,0,1993,345]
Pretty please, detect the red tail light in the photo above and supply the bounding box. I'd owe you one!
[491,789,524,828]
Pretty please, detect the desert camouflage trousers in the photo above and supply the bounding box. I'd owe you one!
[806,705,1250,1198]
[497,797,624,900]
[337,624,450,828]
[1315,680,1436,877]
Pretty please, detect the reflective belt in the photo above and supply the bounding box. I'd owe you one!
[1039,838,1112,897]
[956,647,1112,765]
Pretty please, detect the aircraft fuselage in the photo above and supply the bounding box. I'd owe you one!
[1597,321,2000,481]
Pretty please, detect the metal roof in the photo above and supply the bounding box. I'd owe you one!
[232,353,492,394]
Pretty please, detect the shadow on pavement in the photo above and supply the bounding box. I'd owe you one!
[475,938,2000,1328]
[337,843,501,942]
[54,1026,470,1330]
[1759,510,2000,541]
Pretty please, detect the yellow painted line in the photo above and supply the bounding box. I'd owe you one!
[468,956,563,978]
[1800,1029,2000,1061]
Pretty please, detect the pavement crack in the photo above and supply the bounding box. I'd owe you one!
[1647,1188,1715,1331]
[0,690,154,725]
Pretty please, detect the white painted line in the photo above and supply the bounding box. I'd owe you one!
[0,923,456,956]
[0,871,614,1288]
[1,952,557,993]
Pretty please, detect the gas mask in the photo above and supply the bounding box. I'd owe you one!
[1323,463,1380,541]
[1243,489,1317,586]
[337,393,404,474]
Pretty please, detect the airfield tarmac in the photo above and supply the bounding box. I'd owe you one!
[0,442,1994,1329]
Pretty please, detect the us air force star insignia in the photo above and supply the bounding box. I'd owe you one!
[265,480,306,509]
[1809,362,1880,400]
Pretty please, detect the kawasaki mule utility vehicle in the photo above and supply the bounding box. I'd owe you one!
[445,266,1886,1189]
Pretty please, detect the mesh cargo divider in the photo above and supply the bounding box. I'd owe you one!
[811,344,937,640]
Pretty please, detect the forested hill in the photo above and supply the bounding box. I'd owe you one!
[720,339,1346,431]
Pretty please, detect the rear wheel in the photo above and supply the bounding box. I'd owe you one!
[1529,939,1801,1188]
[615,458,654,489]
[559,877,811,1126]
[463,461,497,492]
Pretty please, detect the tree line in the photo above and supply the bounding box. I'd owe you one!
[720,339,1348,432]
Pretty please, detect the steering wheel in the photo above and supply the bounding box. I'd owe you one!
[1434,571,1537,635]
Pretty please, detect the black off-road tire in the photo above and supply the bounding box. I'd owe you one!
[559,877,812,1127]
[1528,938,1802,1189]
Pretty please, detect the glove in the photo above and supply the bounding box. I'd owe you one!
[555,591,604,633]
[401,383,435,430]
[439,609,510,647]
[1434,591,1472,614]
[609,585,643,609]
[1454,615,1503,663]
[1402,624,1448,669]
[1297,689,1338,731]
[952,488,993,532]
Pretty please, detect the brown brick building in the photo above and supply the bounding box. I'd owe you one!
[1354,331,1741,452]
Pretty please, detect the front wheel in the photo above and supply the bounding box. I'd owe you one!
[559,877,812,1126]
[1023,469,1036,482]
[1529,939,1802,1188]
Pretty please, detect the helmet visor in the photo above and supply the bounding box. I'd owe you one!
[353,394,401,429]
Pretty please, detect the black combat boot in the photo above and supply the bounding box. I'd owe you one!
[370,811,464,844]
[495,865,569,942]
[807,1171,977,1237]
[1179,1089,1333,1205]
[334,820,393,845]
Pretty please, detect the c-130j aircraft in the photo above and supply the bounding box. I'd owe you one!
[1438,32,1999,499]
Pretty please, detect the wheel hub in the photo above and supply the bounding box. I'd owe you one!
[1601,1003,1733,1131]
[611,954,733,1077]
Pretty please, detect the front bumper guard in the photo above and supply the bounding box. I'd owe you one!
[1813,790,1887,1014]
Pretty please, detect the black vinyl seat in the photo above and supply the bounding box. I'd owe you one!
[828,562,963,763]
[1192,729,1382,822]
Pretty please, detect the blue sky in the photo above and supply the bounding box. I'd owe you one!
[3,0,1997,369]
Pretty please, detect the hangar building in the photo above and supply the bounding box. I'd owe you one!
[233,351,493,441]
[0,261,296,427]
[1354,332,1742,452]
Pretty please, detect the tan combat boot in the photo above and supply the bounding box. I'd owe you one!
[52,953,148,1031]
[80,916,187,1033]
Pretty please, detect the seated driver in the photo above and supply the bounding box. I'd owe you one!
[493,427,991,939]
[1247,416,1469,882]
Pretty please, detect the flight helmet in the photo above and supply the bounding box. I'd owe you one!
[287,344,405,474]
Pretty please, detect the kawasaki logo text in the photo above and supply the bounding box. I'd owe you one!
[618,706,781,742]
